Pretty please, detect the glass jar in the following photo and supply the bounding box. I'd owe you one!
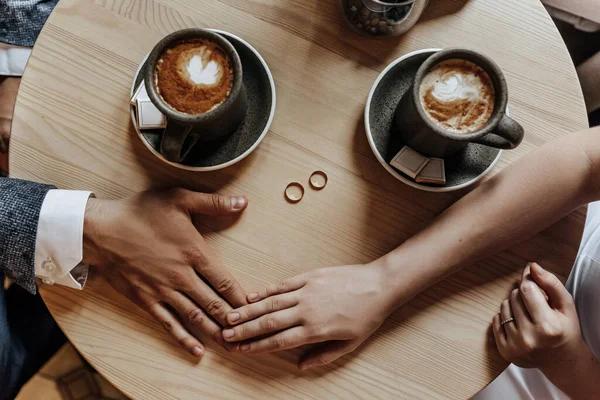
[341,0,428,38]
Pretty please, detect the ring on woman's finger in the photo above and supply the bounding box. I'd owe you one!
[501,317,516,326]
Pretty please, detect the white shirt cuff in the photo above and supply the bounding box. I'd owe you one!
[34,190,93,290]
[0,47,31,76]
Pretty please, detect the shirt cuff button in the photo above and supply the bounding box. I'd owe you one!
[42,258,57,274]
[42,278,55,285]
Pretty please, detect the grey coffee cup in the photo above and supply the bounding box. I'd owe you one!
[393,48,524,158]
[145,29,247,163]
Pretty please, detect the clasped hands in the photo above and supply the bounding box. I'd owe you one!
[492,262,589,376]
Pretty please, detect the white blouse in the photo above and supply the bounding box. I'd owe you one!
[475,201,600,399]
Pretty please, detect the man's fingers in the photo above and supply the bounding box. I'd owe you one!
[298,341,359,370]
[186,238,248,308]
[529,263,572,311]
[172,189,248,307]
[178,189,248,216]
[185,274,235,326]
[148,302,204,358]
[223,309,300,342]
[227,293,299,325]
[234,326,313,354]
[164,291,229,350]
[246,276,308,303]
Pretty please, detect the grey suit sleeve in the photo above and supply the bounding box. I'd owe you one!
[0,177,55,293]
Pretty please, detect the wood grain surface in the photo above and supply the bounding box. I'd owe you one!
[9,0,588,398]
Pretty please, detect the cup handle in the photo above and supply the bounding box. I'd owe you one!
[160,119,200,163]
[472,114,524,150]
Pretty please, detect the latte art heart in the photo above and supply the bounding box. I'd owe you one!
[419,59,495,134]
[187,53,221,85]
[431,73,480,103]
[155,39,233,115]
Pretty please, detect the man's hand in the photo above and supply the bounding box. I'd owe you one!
[82,188,248,358]
[492,263,585,372]
[221,264,394,370]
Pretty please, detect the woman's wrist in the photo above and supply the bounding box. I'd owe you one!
[540,339,599,396]
[375,229,466,314]
[372,250,422,314]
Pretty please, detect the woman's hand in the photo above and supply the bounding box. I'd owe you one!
[493,262,586,373]
[221,264,394,370]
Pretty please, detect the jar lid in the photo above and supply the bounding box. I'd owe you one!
[362,0,415,13]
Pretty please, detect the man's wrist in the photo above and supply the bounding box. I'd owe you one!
[82,197,104,267]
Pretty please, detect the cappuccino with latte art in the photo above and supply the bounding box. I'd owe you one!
[155,38,233,115]
[419,59,495,134]
[144,29,248,163]
[392,48,524,159]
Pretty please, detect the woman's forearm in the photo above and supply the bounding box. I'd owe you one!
[376,127,600,309]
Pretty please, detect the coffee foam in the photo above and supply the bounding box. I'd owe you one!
[419,59,495,134]
[155,39,233,115]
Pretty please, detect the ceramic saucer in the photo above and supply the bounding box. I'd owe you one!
[130,29,276,171]
[365,48,503,192]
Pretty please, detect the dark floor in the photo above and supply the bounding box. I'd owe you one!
[552,17,600,127]
[554,19,600,65]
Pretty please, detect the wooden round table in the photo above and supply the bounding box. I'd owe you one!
[10,0,588,398]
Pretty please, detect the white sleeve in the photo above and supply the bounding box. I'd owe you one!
[0,47,31,76]
[34,190,94,290]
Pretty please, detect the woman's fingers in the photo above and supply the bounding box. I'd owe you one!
[529,263,572,311]
[165,291,229,350]
[510,288,532,325]
[521,263,548,300]
[246,275,308,303]
[148,302,204,357]
[519,271,553,323]
[298,341,359,370]
[227,293,299,325]
[492,313,507,349]
[223,309,300,342]
[234,326,314,354]
[500,299,518,337]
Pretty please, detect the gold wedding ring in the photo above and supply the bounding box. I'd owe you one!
[284,182,305,203]
[309,170,328,190]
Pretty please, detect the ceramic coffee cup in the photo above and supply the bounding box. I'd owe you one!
[145,29,247,163]
[393,48,524,158]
